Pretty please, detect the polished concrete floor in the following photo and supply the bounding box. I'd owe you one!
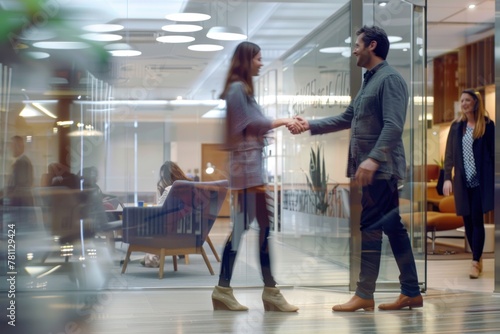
[3,220,499,334]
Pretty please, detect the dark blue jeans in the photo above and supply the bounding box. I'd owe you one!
[355,177,420,299]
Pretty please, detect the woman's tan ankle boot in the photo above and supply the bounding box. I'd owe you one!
[211,286,248,311]
[470,261,480,279]
[262,287,299,312]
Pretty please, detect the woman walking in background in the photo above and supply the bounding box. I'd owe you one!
[443,89,494,279]
[211,41,297,312]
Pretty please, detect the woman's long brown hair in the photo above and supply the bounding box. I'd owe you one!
[157,161,191,195]
[456,89,490,139]
[219,41,260,99]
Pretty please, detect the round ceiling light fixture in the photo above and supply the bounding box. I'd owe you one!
[161,24,203,33]
[108,50,142,57]
[206,26,247,41]
[319,46,350,54]
[165,13,211,22]
[390,42,411,50]
[33,41,90,49]
[156,35,195,43]
[105,43,142,57]
[188,44,224,52]
[80,33,123,42]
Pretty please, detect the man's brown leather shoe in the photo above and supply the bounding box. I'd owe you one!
[332,295,375,312]
[378,294,423,310]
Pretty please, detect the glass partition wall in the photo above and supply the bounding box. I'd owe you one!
[273,0,427,290]
[0,0,427,298]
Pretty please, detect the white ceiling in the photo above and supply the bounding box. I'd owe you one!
[1,0,495,122]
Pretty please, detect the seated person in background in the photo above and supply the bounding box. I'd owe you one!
[141,161,192,267]
[41,162,80,189]
[80,166,102,194]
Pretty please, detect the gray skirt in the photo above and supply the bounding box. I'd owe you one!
[229,148,265,190]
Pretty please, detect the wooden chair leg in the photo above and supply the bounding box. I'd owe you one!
[206,235,220,262]
[184,255,190,264]
[121,247,132,274]
[172,255,178,272]
[201,248,214,275]
[159,249,166,279]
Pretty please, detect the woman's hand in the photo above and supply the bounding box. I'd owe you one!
[271,118,294,129]
[287,116,310,134]
[442,180,453,196]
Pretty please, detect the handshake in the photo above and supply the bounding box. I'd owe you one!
[280,116,310,135]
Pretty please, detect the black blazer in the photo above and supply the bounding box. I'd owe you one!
[443,118,494,216]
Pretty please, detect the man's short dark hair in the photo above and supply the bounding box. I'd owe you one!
[356,25,390,60]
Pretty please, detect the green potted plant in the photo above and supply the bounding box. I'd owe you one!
[303,146,329,215]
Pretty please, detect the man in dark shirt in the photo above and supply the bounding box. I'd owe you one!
[288,25,423,312]
[1,135,34,206]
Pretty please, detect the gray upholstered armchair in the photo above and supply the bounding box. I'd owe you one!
[121,180,228,279]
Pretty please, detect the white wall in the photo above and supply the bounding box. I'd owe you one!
[102,120,225,194]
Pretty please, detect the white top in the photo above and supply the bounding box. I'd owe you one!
[156,185,172,206]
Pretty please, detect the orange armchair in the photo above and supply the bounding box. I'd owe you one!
[401,195,463,254]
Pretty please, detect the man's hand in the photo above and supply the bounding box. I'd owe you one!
[287,116,310,134]
[354,158,379,186]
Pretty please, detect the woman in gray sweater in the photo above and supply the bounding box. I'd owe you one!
[211,41,297,312]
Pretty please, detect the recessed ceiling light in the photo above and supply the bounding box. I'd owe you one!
[379,1,388,6]
[319,46,350,53]
[161,24,203,33]
[156,35,195,43]
[468,4,476,9]
[206,26,247,41]
[80,33,123,42]
[82,24,124,32]
[188,44,224,52]
[165,13,211,22]
[33,41,90,49]
[109,50,142,57]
